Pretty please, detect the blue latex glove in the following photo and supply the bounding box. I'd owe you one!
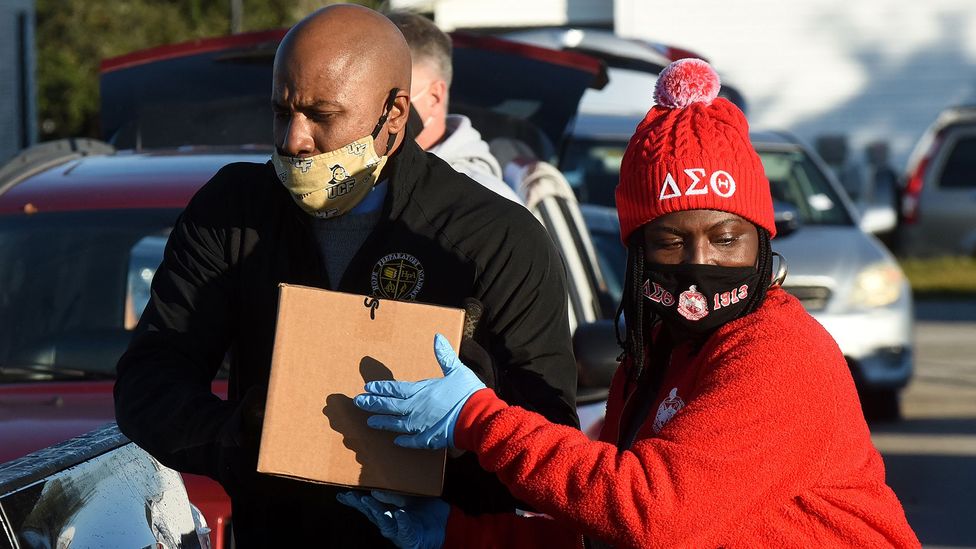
[354,334,486,449]
[336,490,448,549]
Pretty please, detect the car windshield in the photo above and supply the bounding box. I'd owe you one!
[562,138,854,226]
[0,209,178,382]
[755,146,854,226]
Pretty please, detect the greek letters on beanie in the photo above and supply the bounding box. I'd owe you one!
[615,59,777,243]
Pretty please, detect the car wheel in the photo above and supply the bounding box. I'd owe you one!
[859,389,901,422]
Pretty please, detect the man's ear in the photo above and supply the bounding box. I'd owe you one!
[429,79,449,113]
[386,91,412,135]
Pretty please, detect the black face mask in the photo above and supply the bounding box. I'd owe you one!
[642,262,763,334]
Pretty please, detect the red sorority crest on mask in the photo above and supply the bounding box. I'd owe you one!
[677,285,709,321]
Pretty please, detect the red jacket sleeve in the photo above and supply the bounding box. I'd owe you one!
[453,313,849,548]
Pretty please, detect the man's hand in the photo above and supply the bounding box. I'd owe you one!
[460,297,497,389]
[354,334,486,449]
[336,490,448,549]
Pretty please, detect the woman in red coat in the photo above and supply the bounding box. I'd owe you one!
[340,59,920,548]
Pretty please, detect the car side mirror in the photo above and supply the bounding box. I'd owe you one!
[573,319,620,404]
[774,202,802,237]
[859,204,897,234]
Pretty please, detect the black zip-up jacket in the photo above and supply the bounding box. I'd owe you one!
[114,140,579,547]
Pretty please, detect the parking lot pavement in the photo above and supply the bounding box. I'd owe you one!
[870,299,976,548]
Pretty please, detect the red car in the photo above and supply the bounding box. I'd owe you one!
[0,141,257,546]
[0,28,611,548]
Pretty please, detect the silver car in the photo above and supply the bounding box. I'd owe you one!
[566,115,913,419]
[899,105,976,256]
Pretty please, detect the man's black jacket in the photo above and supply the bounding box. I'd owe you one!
[114,140,579,547]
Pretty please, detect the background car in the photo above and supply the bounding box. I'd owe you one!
[0,29,619,543]
[0,424,211,548]
[899,104,976,257]
[0,139,244,548]
[567,112,914,420]
[500,27,749,116]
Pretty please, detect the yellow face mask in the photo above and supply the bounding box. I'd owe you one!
[272,136,388,219]
[272,89,398,218]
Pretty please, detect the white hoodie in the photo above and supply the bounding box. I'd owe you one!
[429,114,523,205]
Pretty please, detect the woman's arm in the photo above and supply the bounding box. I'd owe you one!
[357,327,840,547]
[453,331,838,547]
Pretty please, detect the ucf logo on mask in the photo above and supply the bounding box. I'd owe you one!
[327,165,357,199]
[272,134,388,219]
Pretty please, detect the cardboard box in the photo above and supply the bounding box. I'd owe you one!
[257,284,464,496]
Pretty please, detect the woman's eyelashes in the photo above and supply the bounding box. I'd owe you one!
[654,238,683,250]
[713,233,741,246]
[651,234,741,250]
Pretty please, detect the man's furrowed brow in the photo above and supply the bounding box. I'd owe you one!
[304,98,344,110]
[272,97,345,110]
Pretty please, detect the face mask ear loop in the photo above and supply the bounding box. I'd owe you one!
[770,252,788,287]
[371,88,400,150]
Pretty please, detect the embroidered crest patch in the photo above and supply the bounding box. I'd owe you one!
[677,285,709,321]
[370,253,425,300]
[653,388,685,433]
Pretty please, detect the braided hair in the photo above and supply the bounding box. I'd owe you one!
[614,226,775,384]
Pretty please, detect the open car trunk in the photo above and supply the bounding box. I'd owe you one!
[99,29,606,160]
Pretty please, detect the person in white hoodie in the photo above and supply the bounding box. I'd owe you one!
[388,11,523,205]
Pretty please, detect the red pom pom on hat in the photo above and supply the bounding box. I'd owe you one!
[654,58,721,108]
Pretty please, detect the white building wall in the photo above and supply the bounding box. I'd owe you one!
[390,0,613,31]
[615,0,976,169]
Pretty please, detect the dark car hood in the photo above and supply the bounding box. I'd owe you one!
[0,150,271,214]
[0,381,117,462]
[0,379,230,463]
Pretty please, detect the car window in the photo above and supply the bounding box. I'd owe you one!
[101,44,278,148]
[0,209,179,382]
[125,234,169,330]
[757,148,854,226]
[587,227,627,306]
[559,138,623,207]
[938,134,976,189]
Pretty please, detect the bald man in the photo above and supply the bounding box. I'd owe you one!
[114,4,578,547]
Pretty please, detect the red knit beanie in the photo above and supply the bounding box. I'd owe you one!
[615,59,776,243]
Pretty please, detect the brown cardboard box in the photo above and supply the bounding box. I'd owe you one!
[257,284,464,496]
